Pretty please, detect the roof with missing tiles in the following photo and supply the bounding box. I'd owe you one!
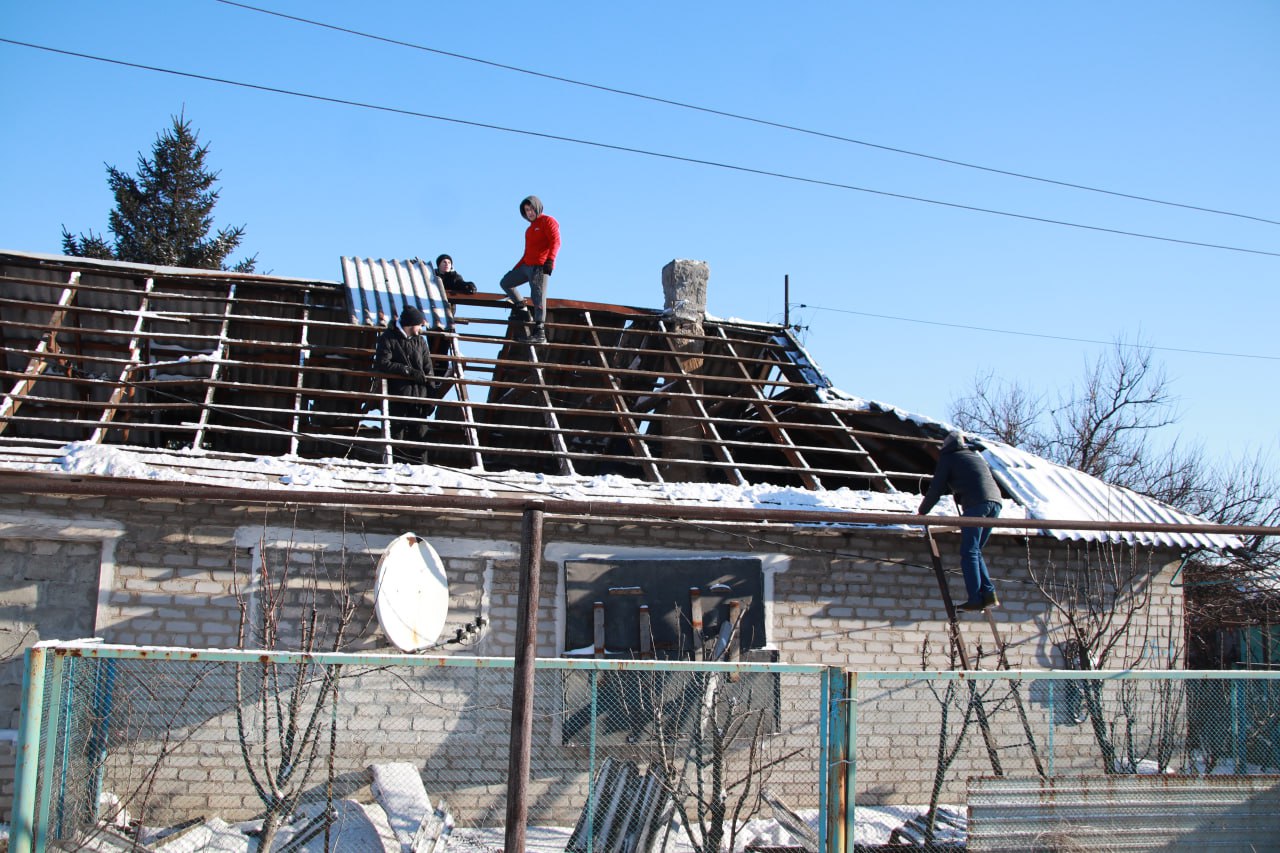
[0,249,1237,550]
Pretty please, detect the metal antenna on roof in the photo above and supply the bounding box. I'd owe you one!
[783,274,809,336]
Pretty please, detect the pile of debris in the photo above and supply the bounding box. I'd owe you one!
[67,763,452,853]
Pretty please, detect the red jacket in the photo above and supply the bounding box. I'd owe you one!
[520,214,560,266]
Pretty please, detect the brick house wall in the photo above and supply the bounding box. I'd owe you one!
[0,491,1185,825]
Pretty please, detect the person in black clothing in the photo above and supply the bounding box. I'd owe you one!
[374,305,438,462]
[435,254,476,295]
[918,431,1004,611]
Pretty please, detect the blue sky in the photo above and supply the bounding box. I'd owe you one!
[2,1,1277,464]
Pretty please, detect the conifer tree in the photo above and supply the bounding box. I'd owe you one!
[62,114,256,272]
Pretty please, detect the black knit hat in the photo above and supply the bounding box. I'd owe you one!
[435,254,452,267]
[400,305,427,327]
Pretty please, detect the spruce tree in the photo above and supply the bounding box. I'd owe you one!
[62,114,256,272]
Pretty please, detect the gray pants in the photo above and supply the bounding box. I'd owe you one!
[499,264,547,325]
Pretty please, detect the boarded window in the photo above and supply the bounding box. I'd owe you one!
[561,558,777,746]
[563,557,766,659]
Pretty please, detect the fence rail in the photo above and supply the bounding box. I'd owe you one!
[11,643,1280,852]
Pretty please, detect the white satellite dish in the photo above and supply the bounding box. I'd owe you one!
[374,532,450,652]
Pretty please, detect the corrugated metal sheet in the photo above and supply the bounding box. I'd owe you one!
[340,257,452,330]
[968,774,1280,850]
[984,442,1238,550]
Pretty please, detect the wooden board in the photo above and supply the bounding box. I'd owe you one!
[375,533,449,652]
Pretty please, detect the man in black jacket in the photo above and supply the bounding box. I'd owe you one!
[435,254,476,295]
[374,305,438,462]
[918,432,1003,611]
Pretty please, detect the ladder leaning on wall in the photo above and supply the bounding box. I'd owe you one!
[923,525,1046,780]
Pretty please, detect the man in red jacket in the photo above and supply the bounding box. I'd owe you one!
[499,195,560,344]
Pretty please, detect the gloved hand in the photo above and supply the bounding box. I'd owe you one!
[541,260,554,275]
[464,281,477,294]
[414,371,433,385]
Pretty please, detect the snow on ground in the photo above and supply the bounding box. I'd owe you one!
[446,805,962,851]
[68,803,960,852]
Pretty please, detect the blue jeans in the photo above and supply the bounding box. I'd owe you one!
[960,500,1002,602]
[499,264,547,325]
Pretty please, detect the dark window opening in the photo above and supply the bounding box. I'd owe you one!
[561,557,777,746]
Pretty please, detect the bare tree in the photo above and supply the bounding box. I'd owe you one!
[950,340,1279,643]
[233,520,364,851]
[948,368,1048,453]
[951,342,1280,774]
[1030,541,1165,771]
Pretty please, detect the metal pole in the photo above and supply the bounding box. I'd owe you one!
[821,666,854,853]
[843,670,857,853]
[12,645,48,853]
[784,274,790,329]
[1047,681,1056,777]
[587,670,599,852]
[504,503,545,853]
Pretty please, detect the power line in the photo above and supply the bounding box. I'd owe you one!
[4,37,1279,261]
[799,303,1280,362]
[215,0,1280,229]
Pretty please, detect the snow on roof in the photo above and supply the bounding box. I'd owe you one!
[982,441,1237,550]
[0,438,1237,551]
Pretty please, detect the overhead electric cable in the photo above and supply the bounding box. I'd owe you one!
[800,304,1280,362]
[215,0,1280,229]
[3,38,1278,260]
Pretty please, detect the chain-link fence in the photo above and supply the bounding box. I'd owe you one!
[11,644,1280,852]
[850,670,1280,850]
[11,644,833,853]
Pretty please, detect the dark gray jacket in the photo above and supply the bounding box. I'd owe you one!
[373,321,437,399]
[918,444,1001,514]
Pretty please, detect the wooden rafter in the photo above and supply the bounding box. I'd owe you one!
[288,294,311,456]
[0,271,79,435]
[711,327,820,490]
[583,311,662,483]
[190,282,237,451]
[654,319,748,487]
[526,345,574,477]
[89,276,155,444]
[0,253,947,491]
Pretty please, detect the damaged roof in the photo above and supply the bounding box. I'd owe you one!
[0,249,1235,549]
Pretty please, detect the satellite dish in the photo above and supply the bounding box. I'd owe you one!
[374,532,450,652]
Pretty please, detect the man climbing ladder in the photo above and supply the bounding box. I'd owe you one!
[918,431,1004,611]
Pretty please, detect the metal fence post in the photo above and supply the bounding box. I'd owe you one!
[34,649,68,852]
[586,669,599,852]
[821,667,853,853]
[505,502,544,853]
[1232,678,1243,771]
[844,670,856,853]
[11,645,48,853]
[1047,680,1055,777]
